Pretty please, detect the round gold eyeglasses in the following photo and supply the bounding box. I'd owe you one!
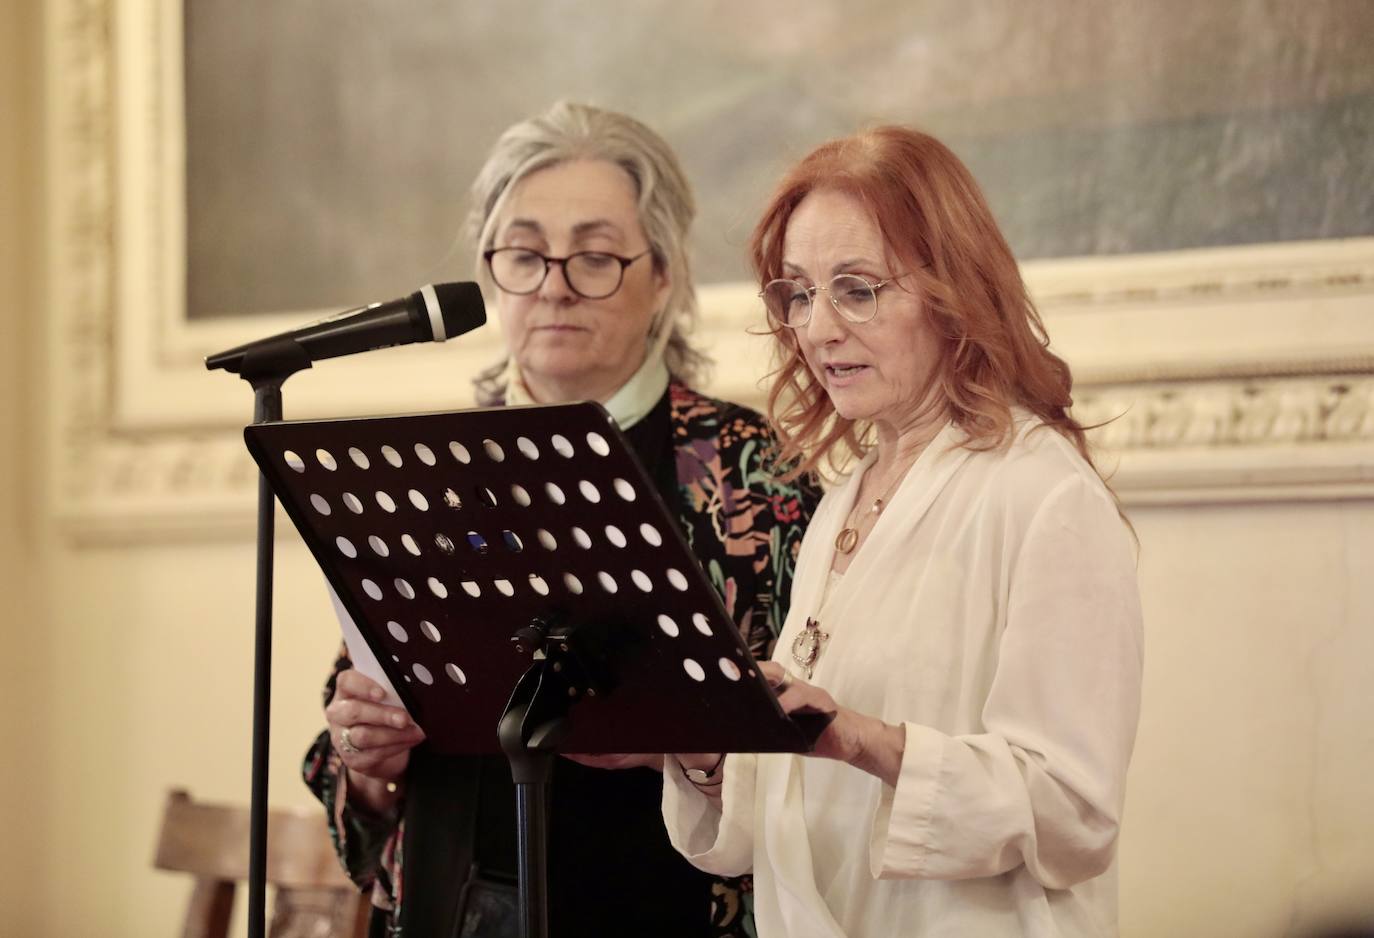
[760,274,898,328]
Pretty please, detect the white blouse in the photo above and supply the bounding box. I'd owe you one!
[664,417,1144,937]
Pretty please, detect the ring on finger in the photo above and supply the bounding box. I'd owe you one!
[340,726,361,755]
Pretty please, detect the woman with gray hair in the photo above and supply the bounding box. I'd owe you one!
[303,101,818,937]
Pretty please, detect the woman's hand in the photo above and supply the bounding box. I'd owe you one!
[758,661,906,787]
[325,670,426,812]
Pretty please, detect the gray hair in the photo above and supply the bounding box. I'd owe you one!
[467,101,709,404]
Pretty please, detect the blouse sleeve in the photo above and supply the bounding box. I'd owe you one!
[301,645,404,894]
[869,474,1143,888]
[662,753,759,878]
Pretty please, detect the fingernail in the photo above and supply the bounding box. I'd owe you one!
[391,714,407,728]
[371,688,384,701]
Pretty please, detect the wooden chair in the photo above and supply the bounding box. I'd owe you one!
[153,789,370,938]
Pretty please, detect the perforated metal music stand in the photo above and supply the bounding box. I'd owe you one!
[246,402,819,938]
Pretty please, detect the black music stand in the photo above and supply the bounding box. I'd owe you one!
[246,402,821,938]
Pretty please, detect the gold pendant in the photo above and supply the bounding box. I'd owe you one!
[834,527,859,554]
[790,617,829,679]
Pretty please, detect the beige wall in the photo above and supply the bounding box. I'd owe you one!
[1,1,47,935]
[1124,502,1374,936]
[42,540,345,935]
[13,2,1374,936]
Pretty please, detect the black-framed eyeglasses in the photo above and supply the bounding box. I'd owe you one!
[759,274,900,328]
[483,247,652,300]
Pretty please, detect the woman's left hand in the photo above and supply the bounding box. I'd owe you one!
[758,661,905,786]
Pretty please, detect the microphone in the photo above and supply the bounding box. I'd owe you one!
[205,282,486,373]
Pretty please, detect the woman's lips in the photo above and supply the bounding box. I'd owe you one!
[824,363,870,385]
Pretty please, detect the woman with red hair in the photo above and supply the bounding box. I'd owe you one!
[666,128,1144,937]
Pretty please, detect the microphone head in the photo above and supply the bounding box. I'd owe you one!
[425,282,487,341]
[205,281,487,374]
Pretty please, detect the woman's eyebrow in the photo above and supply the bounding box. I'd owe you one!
[571,219,625,239]
[831,258,874,276]
[781,257,873,277]
[503,218,624,244]
[501,218,544,238]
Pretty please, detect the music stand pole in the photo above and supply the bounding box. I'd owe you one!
[498,662,555,938]
[233,340,312,938]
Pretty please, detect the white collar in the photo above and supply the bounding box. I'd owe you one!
[504,354,670,430]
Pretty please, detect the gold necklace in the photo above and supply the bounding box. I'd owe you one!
[833,461,911,555]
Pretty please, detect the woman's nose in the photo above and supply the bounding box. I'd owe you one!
[538,260,577,303]
[803,291,847,345]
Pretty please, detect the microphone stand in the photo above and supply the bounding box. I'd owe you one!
[205,283,483,936]
[228,339,312,938]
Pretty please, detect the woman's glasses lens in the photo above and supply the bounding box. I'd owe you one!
[564,252,623,298]
[762,275,879,327]
[830,274,879,323]
[489,249,547,294]
[762,279,812,327]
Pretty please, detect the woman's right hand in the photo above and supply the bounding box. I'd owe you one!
[325,670,426,809]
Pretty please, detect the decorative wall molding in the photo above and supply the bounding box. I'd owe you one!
[1076,377,1374,451]
[44,0,1374,544]
[1077,376,1374,504]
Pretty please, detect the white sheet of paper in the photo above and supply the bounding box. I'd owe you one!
[327,582,408,712]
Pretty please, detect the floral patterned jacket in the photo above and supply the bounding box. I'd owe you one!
[303,383,819,936]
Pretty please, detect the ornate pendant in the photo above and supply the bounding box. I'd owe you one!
[834,527,859,554]
[790,617,829,679]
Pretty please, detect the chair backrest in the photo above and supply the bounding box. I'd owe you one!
[153,788,369,938]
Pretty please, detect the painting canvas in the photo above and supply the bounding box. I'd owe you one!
[185,0,1374,318]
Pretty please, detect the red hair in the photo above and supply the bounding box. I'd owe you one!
[752,126,1104,483]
